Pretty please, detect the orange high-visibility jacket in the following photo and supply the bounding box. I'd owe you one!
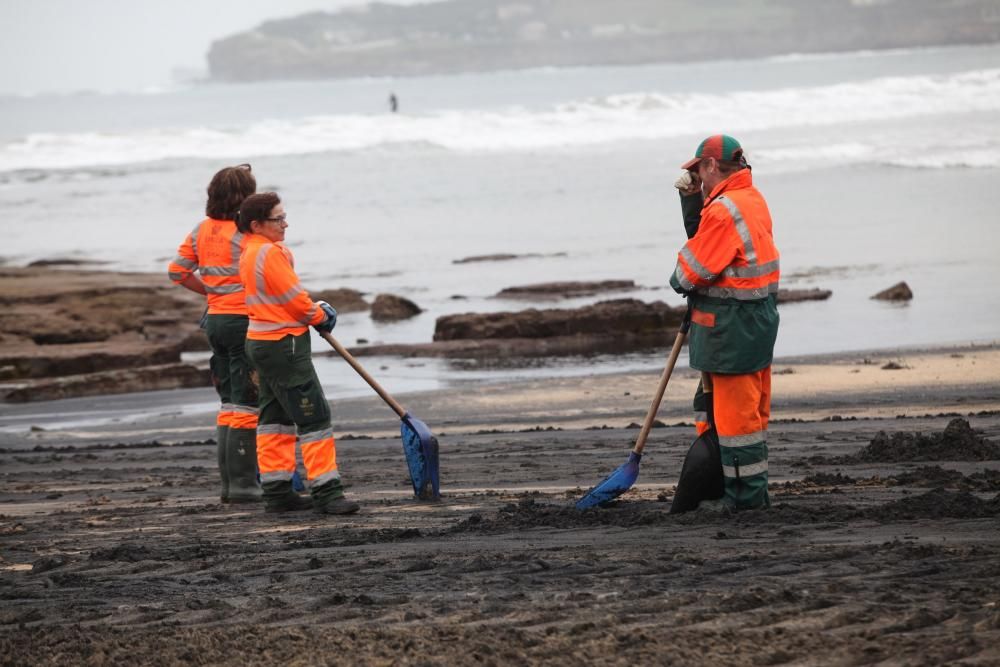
[167,218,247,315]
[239,234,325,341]
[671,169,779,300]
[670,168,780,373]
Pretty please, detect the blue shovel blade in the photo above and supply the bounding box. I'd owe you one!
[291,469,305,493]
[576,452,642,510]
[401,413,441,500]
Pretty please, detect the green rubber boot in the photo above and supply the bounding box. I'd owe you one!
[312,478,360,515]
[262,480,313,512]
[723,447,771,511]
[226,427,263,503]
[216,425,230,503]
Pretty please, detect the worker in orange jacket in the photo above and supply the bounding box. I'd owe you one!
[168,164,262,503]
[670,135,780,510]
[236,192,360,515]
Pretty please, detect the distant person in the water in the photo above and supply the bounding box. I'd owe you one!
[389,93,398,113]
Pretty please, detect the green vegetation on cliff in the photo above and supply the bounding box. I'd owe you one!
[207,0,1000,82]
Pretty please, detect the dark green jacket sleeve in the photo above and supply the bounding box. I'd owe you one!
[680,191,704,239]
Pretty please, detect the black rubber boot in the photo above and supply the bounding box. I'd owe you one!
[312,478,359,515]
[226,428,262,503]
[216,425,230,503]
[262,480,313,512]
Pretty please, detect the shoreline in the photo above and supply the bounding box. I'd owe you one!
[3,340,997,446]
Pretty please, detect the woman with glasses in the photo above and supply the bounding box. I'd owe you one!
[168,163,263,504]
[236,192,359,515]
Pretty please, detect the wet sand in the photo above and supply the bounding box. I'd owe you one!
[1,344,1000,666]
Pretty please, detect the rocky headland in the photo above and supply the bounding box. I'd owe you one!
[206,0,1000,83]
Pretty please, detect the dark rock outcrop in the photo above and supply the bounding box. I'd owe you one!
[347,298,685,358]
[871,282,913,301]
[311,288,369,313]
[3,363,210,403]
[777,288,832,304]
[435,298,683,341]
[0,267,210,402]
[496,280,636,300]
[452,252,566,265]
[371,294,422,321]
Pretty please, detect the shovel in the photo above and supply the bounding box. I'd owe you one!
[576,311,691,509]
[319,331,440,501]
[668,372,724,513]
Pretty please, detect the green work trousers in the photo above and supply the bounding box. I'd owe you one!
[245,332,331,435]
[205,314,258,410]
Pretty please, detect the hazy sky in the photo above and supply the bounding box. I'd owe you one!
[0,0,431,95]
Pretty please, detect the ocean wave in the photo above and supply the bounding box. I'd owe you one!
[1,68,999,172]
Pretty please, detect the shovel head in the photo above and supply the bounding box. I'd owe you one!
[401,413,440,501]
[669,429,724,514]
[576,452,642,510]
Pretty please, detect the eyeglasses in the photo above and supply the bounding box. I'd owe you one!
[265,215,287,224]
[236,163,252,172]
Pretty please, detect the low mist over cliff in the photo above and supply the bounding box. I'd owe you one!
[207,0,1000,82]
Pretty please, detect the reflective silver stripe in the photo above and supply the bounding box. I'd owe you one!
[301,302,319,325]
[298,428,333,446]
[172,255,198,270]
[248,320,305,333]
[205,283,244,295]
[254,244,272,299]
[673,263,696,292]
[245,283,304,306]
[220,403,235,412]
[168,271,187,282]
[693,411,708,424]
[723,460,768,478]
[680,246,716,282]
[257,423,297,436]
[190,221,203,258]
[232,404,260,416]
[715,196,756,265]
[200,265,239,276]
[260,471,294,482]
[722,258,780,279]
[719,430,767,448]
[311,470,341,487]
[230,231,244,270]
[700,282,778,300]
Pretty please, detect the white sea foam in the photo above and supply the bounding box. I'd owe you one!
[1,68,999,172]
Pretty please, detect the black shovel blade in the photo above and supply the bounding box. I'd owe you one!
[669,429,724,514]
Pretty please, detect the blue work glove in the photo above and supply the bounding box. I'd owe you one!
[314,300,337,333]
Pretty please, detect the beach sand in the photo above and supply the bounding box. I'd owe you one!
[1,344,999,665]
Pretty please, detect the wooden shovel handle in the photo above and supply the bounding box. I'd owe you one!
[632,318,690,455]
[320,331,407,419]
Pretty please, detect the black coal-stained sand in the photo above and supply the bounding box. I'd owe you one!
[2,414,1000,666]
[838,418,1000,464]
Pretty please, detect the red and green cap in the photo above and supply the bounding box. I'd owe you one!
[681,135,744,170]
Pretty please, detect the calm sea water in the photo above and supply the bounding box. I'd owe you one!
[1,44,998,403]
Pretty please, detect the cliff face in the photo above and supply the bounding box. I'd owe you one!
[206,0,1000,82]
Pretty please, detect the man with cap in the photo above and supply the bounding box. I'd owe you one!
[669,135,780,510]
